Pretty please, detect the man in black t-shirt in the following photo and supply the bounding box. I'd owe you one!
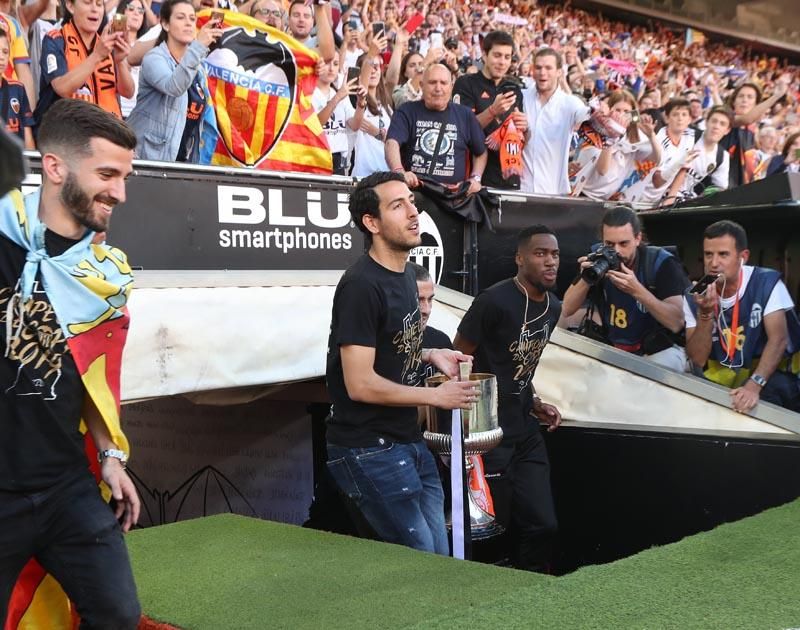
[385,64,487,194]
[1,101,140,627]
[454,225,563,572]
[326,171,477,555]
[562,207,690,372]
[452,30,527,190]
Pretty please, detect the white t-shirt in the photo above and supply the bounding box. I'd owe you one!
[577,134,653,201]
[342,47,361,73]
[140,23,161,42]
[350,105,391,178]
[520,86,589,195]
[677,137,730,198]
[683,266,794,329]
[120,65,141,118]
[623,127,696,205]
[311,85,355,155]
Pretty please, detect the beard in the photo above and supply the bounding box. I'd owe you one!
[60,170,114,233]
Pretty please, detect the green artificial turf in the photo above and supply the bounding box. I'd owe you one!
[128,499,800,630]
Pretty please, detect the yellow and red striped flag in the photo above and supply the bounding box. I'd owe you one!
[198,10,332,174]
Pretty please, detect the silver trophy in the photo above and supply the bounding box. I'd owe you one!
[424,372,504,540]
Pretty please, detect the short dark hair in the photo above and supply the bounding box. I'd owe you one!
[706,105,734,128]
[38,100,137,159]
[704,220,748,252]
[664,97,691,116]
[534,47,562,69]
[482,30,514,54]
[517,224,555,251]
[408,262,431,282]
[602,206,641,236]
[349,171,406,240]
[288,0,311,14]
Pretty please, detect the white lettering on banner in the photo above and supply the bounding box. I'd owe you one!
[219,227,353,252]
[218,185,266,224]
[409,211,444,284]
[218,185,351,229]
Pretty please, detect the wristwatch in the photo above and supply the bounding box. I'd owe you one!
[99,448,128,468]
[750,374,767,388]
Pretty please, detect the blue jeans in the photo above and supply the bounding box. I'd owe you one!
[326,440,449,555]
[0,472,141,629]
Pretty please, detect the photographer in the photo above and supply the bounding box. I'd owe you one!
[452,30,527,190]
[561,207,690,371]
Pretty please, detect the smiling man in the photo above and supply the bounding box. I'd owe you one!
[0,100,140,628]
[325,171,478,555]
[385,63,487,195]
[520,47,589,195]
[454,225,564,572]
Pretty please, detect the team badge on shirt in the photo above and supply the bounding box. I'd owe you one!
[10,98,20,114]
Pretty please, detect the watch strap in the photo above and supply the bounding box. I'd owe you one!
[99,448,128,466]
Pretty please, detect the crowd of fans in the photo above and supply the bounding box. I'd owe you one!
[2,0,800,205]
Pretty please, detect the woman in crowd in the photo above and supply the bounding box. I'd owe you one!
[392,51,424,108]
[766,131,800,176]
[347,33,394,177]
[127,0,221,162]
[312,55,361,176]
[36,0,136,122]
[572,89,661,201]
[116,0,148,118]
[720,80,788,187]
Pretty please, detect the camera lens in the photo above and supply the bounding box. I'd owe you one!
[581,258,610,285]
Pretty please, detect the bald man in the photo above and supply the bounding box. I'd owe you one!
[386,63,487,196]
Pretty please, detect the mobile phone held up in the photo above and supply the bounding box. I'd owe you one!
[372,21,385,37]
[111,13,127,33]
[689,273,721,295]
[211,10,224,26]
[346,66,361,84]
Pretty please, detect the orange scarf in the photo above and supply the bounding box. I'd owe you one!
[60,21,121,118]
[485,116,524,180]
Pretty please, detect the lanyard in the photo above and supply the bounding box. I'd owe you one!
[716,267,742,361]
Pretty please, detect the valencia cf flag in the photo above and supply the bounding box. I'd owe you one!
[197,10,332,174]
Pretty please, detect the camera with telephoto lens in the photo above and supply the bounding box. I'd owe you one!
[581,245,621,285]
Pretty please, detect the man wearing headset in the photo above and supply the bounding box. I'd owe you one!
[685,220,800,413]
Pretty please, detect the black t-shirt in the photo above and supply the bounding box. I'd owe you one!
[457,278,561,438]
[0,231,87,491]
[719,125,755,188]
[326,254,425,446]
[386,100,486,186]
[598,246,688,348]
[419,325,453,383]
[453,71,523,190]
[177,72,206,163]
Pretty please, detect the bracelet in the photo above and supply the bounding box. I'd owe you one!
[698,311,714,321]
[391,167,405,173]
[469,173,482,181]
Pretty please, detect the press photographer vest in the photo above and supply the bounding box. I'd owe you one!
[60,22,121,118]
[687,267,800,388]
[597,245,678,352]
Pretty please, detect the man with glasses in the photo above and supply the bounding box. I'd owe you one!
[250,0,283,29]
